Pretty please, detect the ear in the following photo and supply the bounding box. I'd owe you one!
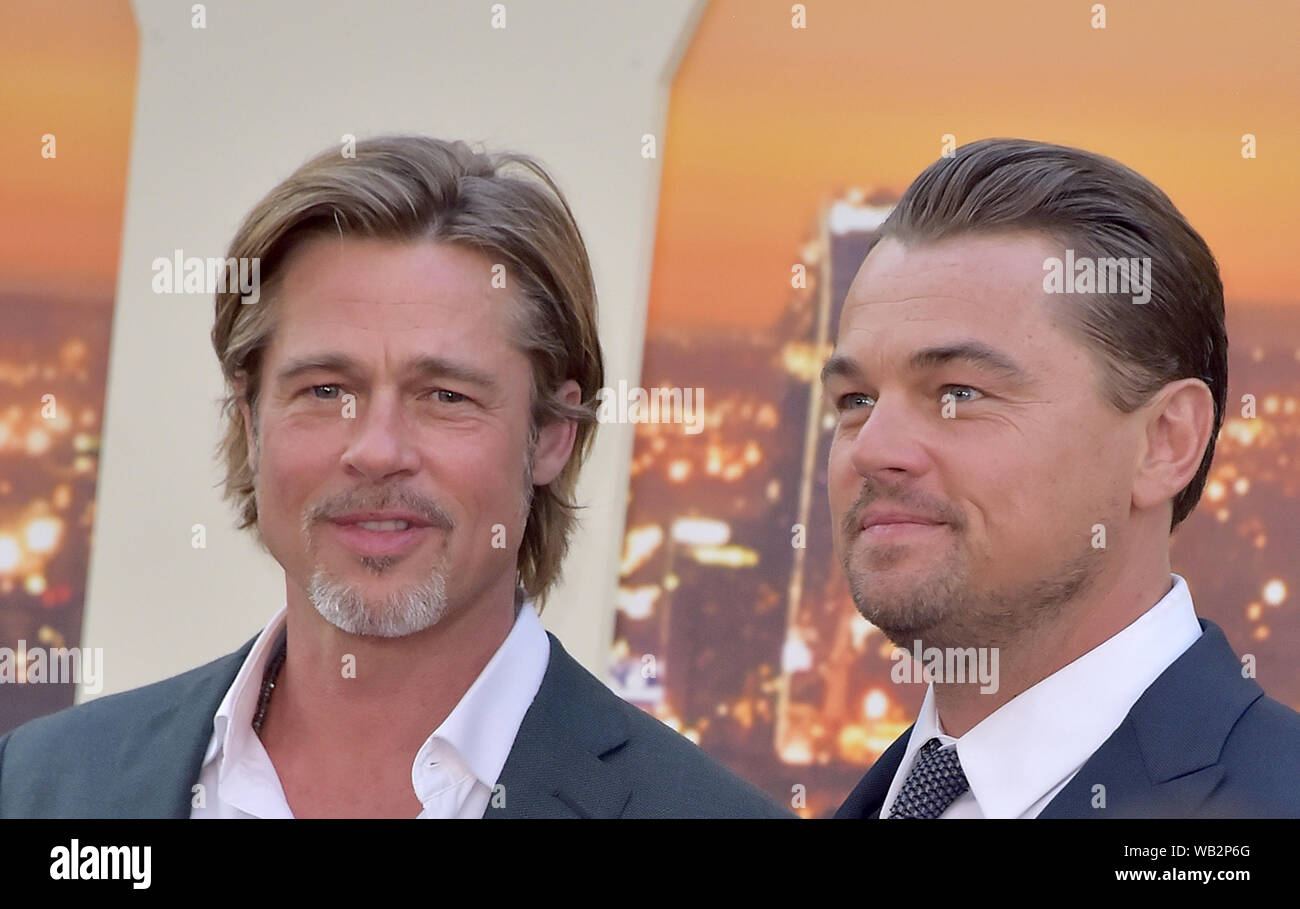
[529,380,582,487]
[1131,378,1215,514]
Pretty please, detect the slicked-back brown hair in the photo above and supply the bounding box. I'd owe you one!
[877,138,1227,529]
[211,135,604,607]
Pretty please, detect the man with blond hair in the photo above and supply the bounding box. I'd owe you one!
[0,136,788,819]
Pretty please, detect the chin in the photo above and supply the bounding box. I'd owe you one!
[306,566,450,638]
[845,558,968,640]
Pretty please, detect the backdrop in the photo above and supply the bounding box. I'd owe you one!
[2,0,1296,821]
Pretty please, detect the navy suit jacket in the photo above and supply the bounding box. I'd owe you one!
[836,618,1300,818]
[0,631,792,819]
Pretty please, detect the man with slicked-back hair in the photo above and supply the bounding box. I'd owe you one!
[827,138,1300,819]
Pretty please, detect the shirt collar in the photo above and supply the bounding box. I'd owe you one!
[204,605,288,768]
[419,601,549,788]
[899,573,1202,818]
[202,598,551,811]
[202,605,292,817]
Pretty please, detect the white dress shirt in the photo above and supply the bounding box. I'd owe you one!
[191,601,550,818]
[880,573,1203,819]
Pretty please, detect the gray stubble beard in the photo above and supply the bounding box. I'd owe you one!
[302,432,538,639]
[306,557,451,639]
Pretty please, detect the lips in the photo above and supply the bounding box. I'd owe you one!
[860,510,944,531]
[326,511,441,558]
[329,520,434,558]
[331,511,433,529]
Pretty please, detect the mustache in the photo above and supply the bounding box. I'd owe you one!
[302,486,456,533]
[840,479,964,538]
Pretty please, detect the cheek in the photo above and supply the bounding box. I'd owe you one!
[1042,409,1131,515]
[437,438,529,543]
[966,415,1117,556]
[826,440,860,543]
[260,430,337,517]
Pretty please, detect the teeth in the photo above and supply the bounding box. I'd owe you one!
[355,520,410,531]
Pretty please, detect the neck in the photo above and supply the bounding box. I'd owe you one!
[259,572,519,756]
[932,548,1173,738]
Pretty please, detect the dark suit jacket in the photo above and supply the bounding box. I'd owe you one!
[0,631,791,818]
[836,618,1300,818]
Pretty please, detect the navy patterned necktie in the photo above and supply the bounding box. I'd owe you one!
[887,737,970,819]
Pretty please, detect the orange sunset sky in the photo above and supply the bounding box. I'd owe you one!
[0,0,136,303]
[649,0,1300,328]
[0,0,1295,323]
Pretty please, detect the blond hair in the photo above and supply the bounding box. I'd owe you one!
[211,135,604,607]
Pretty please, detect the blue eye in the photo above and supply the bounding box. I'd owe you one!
[941,385,984,403]
[429,389,468,404]
[837,392,875,411]
[310,384,342,399]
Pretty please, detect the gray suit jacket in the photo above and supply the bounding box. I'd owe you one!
[0,631,791,818]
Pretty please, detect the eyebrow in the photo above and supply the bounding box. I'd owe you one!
[273,352,500,392]
[820,341,1030,385]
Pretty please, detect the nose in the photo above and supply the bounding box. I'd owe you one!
[846,394,933,482]
[339,389,422,483]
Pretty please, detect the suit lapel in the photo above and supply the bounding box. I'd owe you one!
[834,724,914,818]
[1036,717,1227,818]
[107,636,257,817]
[165,617,1257,818]
[1041,618,1258,818]
[117,629,632,818]
[838,620,1257,819]
[484,633,633,818]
